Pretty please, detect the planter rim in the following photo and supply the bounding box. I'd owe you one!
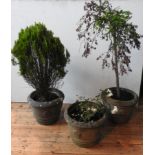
[102,87,138,107]
[64,101,107,128]
[27,88,64,108]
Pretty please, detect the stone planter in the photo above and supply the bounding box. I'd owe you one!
[27,88,64,125]
[102,87,138,124]
[64,101,108,147]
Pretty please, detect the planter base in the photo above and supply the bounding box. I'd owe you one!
[28,88,64,125]
[31,106,61,125]
[109,113,132,124]
[64,101,108,147]
[69,126,102,148]
[102,87,138,124]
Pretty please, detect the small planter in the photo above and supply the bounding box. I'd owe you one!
[102,87,138,124]
[28,88,64,125]
[64,101,108,147]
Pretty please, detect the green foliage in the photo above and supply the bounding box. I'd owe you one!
[71,93,107,122]
[70,101,106,123]
[12,23,70,99]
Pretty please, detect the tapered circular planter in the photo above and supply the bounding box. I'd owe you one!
[102,87,138,124]
[28,88,64,125]
[64,101,108,148]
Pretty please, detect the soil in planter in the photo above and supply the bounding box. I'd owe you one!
[69,102,106,123]
[31,91,59,102]
[111,89,133,101]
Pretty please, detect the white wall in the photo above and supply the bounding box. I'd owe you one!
[11,0,143,103]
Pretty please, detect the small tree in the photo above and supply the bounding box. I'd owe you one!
[76,0,142,98]
[12,23,70,101]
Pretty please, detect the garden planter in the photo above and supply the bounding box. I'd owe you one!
[64,101,108,147]
[28,88,64,125]
[102,87,138,124]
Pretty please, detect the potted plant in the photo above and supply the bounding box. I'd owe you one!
[76,0,142,123]
[64,95,108,147]
[12,23,70,125]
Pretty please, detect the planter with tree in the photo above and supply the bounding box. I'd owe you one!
[12,23,70,125]
[76,0,142,123]
[64,96,108,147]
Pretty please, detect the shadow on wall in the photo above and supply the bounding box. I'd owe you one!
[62,56,116,103]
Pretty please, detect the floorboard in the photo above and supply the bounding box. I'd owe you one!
[12,103,143,155]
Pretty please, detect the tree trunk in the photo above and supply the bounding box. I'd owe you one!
[114,39,120,98]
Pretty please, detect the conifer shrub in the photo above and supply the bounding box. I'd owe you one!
[12,23,70,101]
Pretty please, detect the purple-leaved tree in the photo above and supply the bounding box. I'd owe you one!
[76,0,142,98]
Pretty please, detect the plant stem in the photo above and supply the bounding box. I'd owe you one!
[114,38,120,98]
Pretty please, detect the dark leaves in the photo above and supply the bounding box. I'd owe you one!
[77,0,142,76]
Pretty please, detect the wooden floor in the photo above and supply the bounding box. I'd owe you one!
[12,102,143,155]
